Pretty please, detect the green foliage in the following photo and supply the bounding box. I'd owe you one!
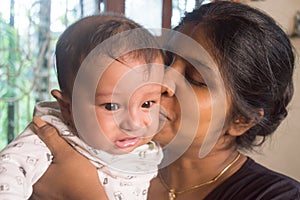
[0,0,93,151]
[0,14,36,149]
[0,103,8,150]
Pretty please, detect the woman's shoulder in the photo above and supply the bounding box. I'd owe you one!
[205,157,300,200]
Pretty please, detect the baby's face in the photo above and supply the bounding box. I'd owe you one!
[91,57,164,154]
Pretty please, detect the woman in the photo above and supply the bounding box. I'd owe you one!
[26,1,300,200]
[149,1,300,199]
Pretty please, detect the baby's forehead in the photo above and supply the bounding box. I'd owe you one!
[117,51,164,65]
[96,56,164,96]
[112,54,164,75]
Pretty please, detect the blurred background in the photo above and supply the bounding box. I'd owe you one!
[0,0,299,180]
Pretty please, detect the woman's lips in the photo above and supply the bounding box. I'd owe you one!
[115,137,140,148]
[159,111,171,121]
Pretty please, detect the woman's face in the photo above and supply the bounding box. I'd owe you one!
[155,24,232,159]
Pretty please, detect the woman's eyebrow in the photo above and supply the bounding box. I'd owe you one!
[114,58,131,68]
[185,57,213,71]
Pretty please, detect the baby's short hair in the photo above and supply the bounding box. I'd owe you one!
[55,14,161,98]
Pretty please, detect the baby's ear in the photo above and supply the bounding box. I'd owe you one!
[227,109,264,136]
[51,89,73,123]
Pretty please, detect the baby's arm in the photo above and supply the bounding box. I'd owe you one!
[0,124,52,199]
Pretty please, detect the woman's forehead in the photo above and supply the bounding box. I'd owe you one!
[167,25,215,66]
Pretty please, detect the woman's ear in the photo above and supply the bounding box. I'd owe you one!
[227,118,255,136]
[51,89,73,124]
[227,109,264,136]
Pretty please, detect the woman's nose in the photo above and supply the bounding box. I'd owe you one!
[162,64,186,97]
[162,68,176,97]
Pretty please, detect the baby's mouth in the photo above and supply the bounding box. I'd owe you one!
[115,137,140,148]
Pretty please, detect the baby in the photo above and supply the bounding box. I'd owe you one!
[0,14,164,200]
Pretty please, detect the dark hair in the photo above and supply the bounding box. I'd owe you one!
[179,2,295,150]
[55,14,161,97]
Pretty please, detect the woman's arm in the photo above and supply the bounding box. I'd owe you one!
[29,117,108,200]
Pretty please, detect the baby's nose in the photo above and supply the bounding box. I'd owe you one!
[117,110,148,134]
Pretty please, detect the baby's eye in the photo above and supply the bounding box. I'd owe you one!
[141,101,154,108]
[101,103,120,111]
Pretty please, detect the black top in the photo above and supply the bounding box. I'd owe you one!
[205,157,300,200]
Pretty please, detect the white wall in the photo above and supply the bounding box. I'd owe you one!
[246,0,300,35]
[244,0,300,181]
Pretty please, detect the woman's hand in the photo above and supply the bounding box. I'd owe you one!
[30,117,108,200]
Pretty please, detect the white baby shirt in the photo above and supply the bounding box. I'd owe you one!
[0,101,163,200]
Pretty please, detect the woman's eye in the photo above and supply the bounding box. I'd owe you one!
[141,101,154,108]
[185,73,207,87]
[101,103,120,111]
